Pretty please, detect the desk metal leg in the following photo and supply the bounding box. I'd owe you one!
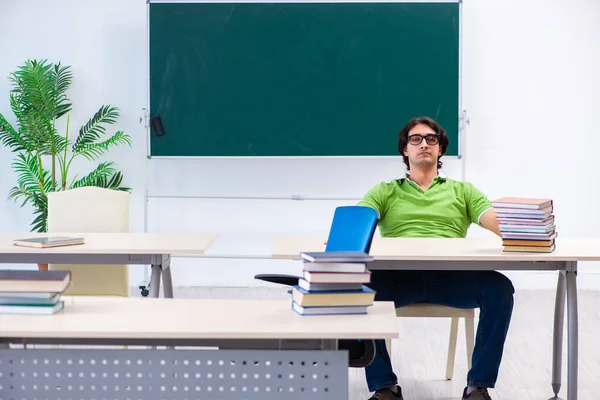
[149,264,162,298]
[148,255,173,298]
[161,255,174,298]
[566,266,578,400]
[550,270,566,399]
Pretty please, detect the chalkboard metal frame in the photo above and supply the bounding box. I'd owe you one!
[145,0,464,159]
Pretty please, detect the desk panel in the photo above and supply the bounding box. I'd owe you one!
[0,348,347,400]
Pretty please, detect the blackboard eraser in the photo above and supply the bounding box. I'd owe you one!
[151,116,165,136]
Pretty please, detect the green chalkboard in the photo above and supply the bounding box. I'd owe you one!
[149,2,460,157]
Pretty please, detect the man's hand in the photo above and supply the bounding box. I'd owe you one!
[479,208,501,237]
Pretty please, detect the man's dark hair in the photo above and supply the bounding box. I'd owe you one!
[397,116,449,170]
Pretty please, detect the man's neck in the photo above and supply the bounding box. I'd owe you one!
[407,167,438,189]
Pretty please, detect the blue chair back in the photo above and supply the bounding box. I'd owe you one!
[324,205,379,253]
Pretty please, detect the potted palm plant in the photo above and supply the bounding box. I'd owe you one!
[0,59,131,269]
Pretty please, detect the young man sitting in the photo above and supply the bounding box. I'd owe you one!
[358,116,514,400]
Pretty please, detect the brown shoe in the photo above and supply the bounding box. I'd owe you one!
[462,387,492,400]
[368,385,403,400]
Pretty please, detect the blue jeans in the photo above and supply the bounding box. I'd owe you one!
[365,270,515,392]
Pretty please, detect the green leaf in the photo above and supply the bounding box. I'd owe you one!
[9,153,49,194]
[73,130,132,160]
[9,59,72,121]
[8,183,38,208]
[50,133,69,157]
[10,59,55,118]
[17,110,55,154]
[0,112,30,151]
[72,105,120,152]
[29,192,48,232]
[51,62,73,119]
[96,171,131,191]
[3,59,63,156]
[69,162,116,189]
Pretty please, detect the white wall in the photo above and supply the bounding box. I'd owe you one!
[460,0,600,288]
[1,0,599,290]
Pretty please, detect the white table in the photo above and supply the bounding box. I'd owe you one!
[0,296,398,400]
[0,233,218,298]
[272,235,600,400]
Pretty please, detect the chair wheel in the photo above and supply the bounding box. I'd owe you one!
[140,288,149,297]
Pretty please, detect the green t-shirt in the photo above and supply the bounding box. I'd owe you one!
[358,175,492,238]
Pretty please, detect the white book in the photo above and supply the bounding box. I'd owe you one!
[302,261,366,273]
[303,270,371,284]
[298,279,363,292]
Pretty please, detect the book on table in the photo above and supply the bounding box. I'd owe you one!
[298,280,364,292]
[0,301,65,315]
[501,238,555,247]
[13,236,84,248]
[292,302,370,316]
[302,261,367,273]
[502,243,556,253]
[292,285,376,307]
[302,270,372,284]
[0,270,71,315]
[0,270,71,293]
[491,196,557,253]
[491,197,553,210]
[292,250,375,315]
[300,250,373,263]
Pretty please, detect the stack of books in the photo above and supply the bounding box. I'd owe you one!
[0,270,71,315]
[291,250,375,315]
[492,197,557,253]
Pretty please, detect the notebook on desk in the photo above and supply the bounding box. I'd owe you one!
[13,236,85,248]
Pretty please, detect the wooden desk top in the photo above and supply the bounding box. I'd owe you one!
[0,233,218,255]
[272,236,600,262]
[0,297,398,340]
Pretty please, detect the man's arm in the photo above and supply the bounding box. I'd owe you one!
[464,182,500,237]
[479,208,501,237]
[357,183,385,218]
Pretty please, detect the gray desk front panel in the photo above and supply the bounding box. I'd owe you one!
[0,348,347,400]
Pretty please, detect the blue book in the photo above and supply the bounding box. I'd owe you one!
[291,301,370,316]
[300,251,373,263]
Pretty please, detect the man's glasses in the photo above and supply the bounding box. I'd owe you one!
[408,134,440,146]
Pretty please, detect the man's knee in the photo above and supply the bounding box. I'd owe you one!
[486,271,515,303]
